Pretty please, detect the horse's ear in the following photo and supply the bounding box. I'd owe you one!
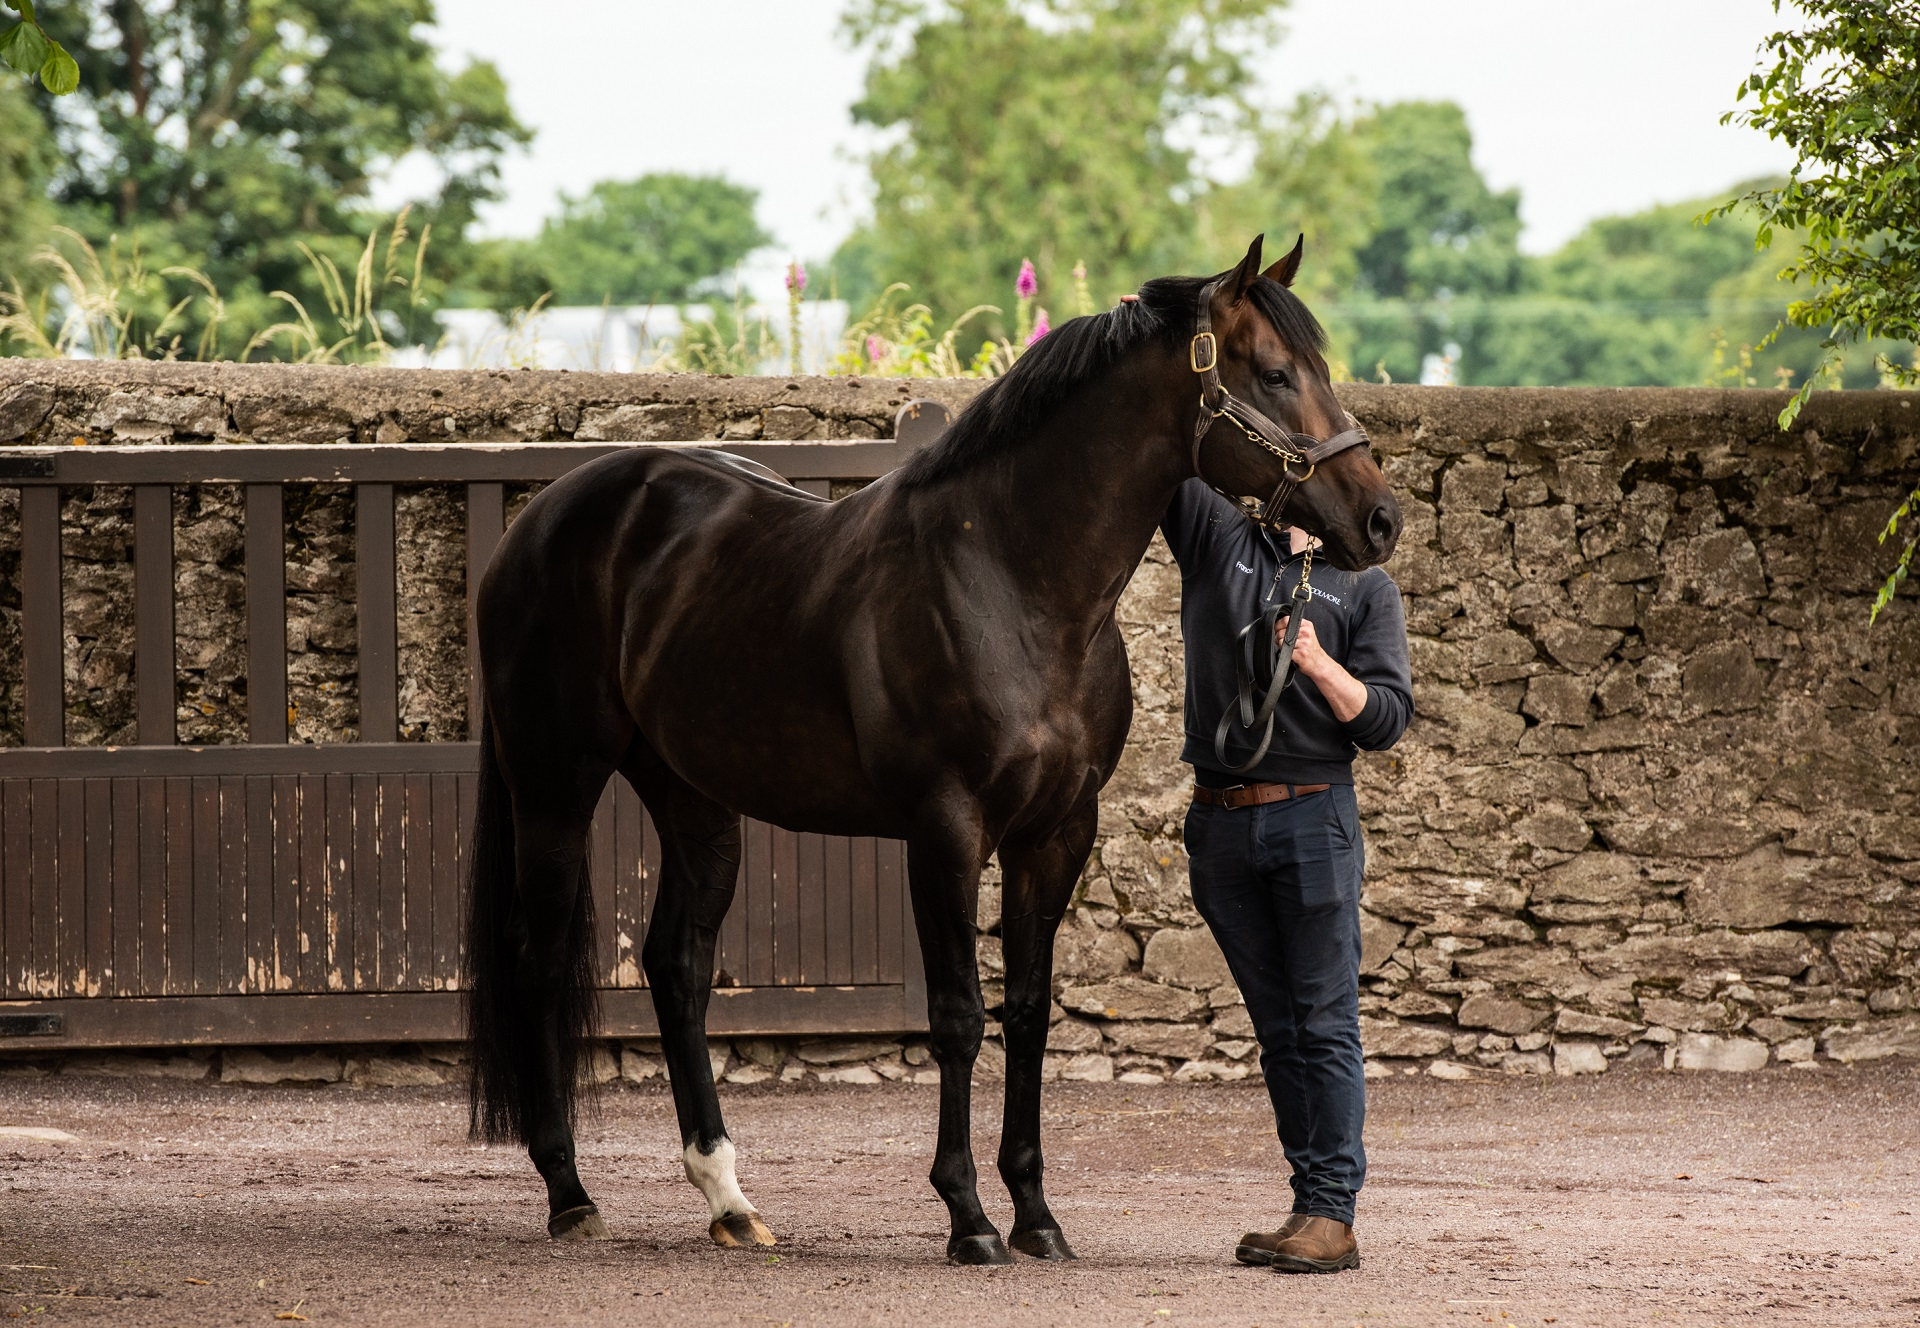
[1228,234,1264,302]
[1262,234,1305,288]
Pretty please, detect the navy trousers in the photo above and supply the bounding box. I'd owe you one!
[1184,784,1367,1224]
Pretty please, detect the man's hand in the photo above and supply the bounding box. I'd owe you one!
[1277,614,1369,723]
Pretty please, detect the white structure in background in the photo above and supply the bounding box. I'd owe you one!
[389,301,851,374]
[1419,341,1463,386]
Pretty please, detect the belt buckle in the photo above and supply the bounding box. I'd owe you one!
[1216,783,1248,808]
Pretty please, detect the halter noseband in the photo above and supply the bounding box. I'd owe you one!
[1189,277,1371,529]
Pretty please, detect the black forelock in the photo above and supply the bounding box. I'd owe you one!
[896,273,1326,487]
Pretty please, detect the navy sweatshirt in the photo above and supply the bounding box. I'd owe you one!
[1160,479,1413,787]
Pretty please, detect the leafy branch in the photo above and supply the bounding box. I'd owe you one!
[0,0,78,93]
[1718,0,1920,620]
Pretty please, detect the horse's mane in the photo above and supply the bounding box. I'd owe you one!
[896,273,1327,487]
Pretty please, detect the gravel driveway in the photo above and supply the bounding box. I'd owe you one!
[2,1065,1915,1326]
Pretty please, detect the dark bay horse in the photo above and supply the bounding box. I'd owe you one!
[465,236,1402,1264]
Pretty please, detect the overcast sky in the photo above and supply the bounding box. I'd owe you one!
[420,0,1796,297]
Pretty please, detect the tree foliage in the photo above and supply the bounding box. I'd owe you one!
[0,77,54,281]
[538,174,772,305]
[837,0,1287,326]
[1719,0,1920,616]
[0,1,79,94]
[15,0,527,355]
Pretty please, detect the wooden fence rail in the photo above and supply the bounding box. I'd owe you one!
[0,408,955,1049]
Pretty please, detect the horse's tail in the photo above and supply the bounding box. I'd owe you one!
[464,716,601,1142]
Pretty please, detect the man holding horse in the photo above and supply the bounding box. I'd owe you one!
[1162,479,1412,1274]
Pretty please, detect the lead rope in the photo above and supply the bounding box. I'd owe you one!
[1212,539,1314,775]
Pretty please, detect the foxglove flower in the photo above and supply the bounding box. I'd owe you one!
[867,334,886,364]
[785,261,807,295]
[1016,259,1037,299]
[1025,309,1050,346]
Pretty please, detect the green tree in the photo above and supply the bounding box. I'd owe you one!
[536,174,772,305]
[24,0,527,355]
[838,0,1288,326]
[0,77,54,283]
[1332,100,1523,383]
[1720,0,1920,616]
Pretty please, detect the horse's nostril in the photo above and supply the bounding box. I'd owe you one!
[1368,501,1401,552]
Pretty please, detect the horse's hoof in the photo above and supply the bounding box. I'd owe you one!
[709,1210,777,1248]
[946,1233,1013,1266]
[1009,1227,1077,1260]
[548,1204,610,1242]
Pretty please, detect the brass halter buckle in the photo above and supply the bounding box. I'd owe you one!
[1189,331,1218,374]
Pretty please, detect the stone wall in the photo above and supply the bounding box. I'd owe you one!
[3,361,1919,1082]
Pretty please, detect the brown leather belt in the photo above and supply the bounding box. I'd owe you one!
[1192,781,1332,810]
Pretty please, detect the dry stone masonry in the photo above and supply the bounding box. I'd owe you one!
[2,362,1917,1083]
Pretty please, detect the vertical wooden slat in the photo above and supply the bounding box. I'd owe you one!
[84,780,112,997]
[298,774,327,992]
[429,773,459,988]
[876,838,906,985]
[403,774,432,989]
[1,783,28,995]
[57,779,85,996]
[466,482,505,734]
[824,835,852,986]
[191,776,220,993]
[219,777,246,992]
[245,484,288,744]
[326,772,353,988]
[138,779,167,994]
[850,838,879,986]
[26,781,55,995]
[164,777,193,993]
[273,774,300,991]
[614,782,644,987]
[773,828,801,986]
[641,803,662,986]
[110,779,139,995]
[797,832,825,985]
[20,485,63,747]
[245,775,273,992]
[378,774,404,989]
[356,484,397,742]
[134,484,174,746]
[591,782,616,984]
[734,819,768,987]
[350,774,378,988]
[455,770,477,980]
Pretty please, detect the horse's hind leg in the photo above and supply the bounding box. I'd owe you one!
[996,799,1098,1260]
[511,791,612,1241]
[631,751,775,1249]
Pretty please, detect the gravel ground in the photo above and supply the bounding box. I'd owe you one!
[1,1064,1916,1327]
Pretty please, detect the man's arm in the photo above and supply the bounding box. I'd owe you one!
[1280,576,1414,747]
[1159,477,1227,571]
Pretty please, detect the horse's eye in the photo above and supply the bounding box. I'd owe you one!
[1261,369,1292,390]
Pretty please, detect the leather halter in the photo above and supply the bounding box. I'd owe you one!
[1189,277,1371,529]
[1189,277,1370,774]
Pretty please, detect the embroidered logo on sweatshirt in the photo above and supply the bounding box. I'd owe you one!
[1234,561,1255,574]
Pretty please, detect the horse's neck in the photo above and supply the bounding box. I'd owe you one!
[930,373,1192,624]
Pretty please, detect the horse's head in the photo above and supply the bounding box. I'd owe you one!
[1192,235,1402,571]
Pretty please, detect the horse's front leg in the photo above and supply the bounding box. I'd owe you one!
[906,819,1008,1265]
[995,799,1097,1260]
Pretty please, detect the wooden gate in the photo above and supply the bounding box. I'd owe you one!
[0,427,948,1049]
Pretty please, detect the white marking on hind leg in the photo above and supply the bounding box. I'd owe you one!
[683,1137,754,1221]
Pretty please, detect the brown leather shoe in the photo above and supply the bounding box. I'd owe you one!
[1267,1215,1360,1273]
[1233,1214,1308,1266]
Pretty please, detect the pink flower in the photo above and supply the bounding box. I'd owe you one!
[1015,259,1037,299]
[1025,309,1050,346]
[785,261,806,295]
[867,334,886,364]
